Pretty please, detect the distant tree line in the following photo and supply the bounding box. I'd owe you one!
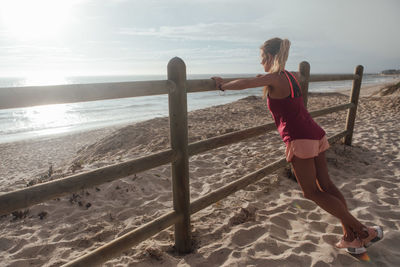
[381,69,400,74]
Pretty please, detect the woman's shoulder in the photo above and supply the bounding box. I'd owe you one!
[257,72,280,78]
[247,71,295,89]
[255,72,282,83]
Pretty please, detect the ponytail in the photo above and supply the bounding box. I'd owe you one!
[260,38,291,99]
[269,39,290,73]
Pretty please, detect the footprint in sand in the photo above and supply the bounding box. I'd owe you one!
[291,199,316,211]
[254,238,291,255]
[206,247,231,265]
[267,254,312,266]
[380,219,396,229]
[381,197,399,205]
[313,260,331,267]
[357,212,374,221]
[307,212,321,221]
[304,234,321,245]
[376,210,400,220]
[292,241,317,254]
[270,214,292,230]
[13,243,57,260]
[0,237,13,251]
[309,221,329,233]
[278,211,298,221]
[321,233,339,246]
[230,226,267,247]
[335,253,360,265]
[269,224,289,239]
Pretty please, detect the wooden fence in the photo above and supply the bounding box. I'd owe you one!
[0,59,363,266]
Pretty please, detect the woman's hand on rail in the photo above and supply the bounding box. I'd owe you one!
[211,77,224,91]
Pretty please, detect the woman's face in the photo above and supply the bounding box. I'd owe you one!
[260,50,273,73]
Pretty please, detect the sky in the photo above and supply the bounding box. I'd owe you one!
[0,0,399,77]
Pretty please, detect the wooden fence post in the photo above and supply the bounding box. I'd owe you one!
[167,57,191,253]
[344,65,363,145]
[299,61,310,108]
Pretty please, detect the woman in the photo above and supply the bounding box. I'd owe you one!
[211,37,383,254]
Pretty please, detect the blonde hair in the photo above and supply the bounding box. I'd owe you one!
[260,38,291,98]
[260,37,291,73]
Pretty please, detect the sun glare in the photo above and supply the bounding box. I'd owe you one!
[24,71,68,86]
[0,0,75,40]
[27,104,69,126]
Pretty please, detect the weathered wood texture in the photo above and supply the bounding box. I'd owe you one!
[344,65,364,145]
[308,74,359,82]
[186,74,358,94]
[0,80,175,109]
[0,72,360,111]
[167,57,192,253]
[299,61,311,107]
[309,103,354,118]
[188,123,276,156]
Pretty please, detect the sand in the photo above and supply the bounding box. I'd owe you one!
[1,78,400,266]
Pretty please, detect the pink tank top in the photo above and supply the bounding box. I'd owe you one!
[267,70,325,144]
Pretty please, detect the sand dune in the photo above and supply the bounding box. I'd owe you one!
[1,80,400,266]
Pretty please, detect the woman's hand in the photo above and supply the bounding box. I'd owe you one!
[211,76,224,91]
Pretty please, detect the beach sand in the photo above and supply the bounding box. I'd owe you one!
[1,79,400,266]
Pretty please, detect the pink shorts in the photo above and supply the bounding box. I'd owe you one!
[285,135,330,162]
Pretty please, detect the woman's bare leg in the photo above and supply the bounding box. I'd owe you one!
[291,155,367,239]
[314,152,356,241]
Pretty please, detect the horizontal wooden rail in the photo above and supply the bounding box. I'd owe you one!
[63,130,348,267]
[0,74,358,110]
[186,74,359,94]
[63,211,182,267]
[309,103,354,117]
[0,149,177,216]
[188,123,276,156]
[308,74,359,82]
[0,80,176,110]
[186,78,249,93]
[327,130,348,144]
[191,158,287,214]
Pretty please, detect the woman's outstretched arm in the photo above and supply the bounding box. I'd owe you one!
[211,74,275,91]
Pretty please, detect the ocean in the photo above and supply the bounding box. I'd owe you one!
[0,74,395,144]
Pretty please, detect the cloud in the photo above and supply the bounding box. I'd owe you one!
[118,22,275,44]
[1,0,398,76]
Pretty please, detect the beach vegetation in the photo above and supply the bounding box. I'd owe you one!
[380,82,400,96]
